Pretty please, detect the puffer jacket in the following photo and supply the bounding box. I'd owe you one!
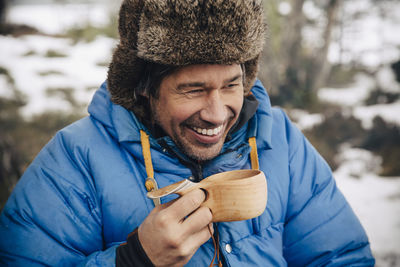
[0,80,374,266]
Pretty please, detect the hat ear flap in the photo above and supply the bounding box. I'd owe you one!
[243,56,261,95]
[107,45,145,110]
[108,0,145,110]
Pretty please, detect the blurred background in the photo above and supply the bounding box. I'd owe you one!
[0,0,399,265]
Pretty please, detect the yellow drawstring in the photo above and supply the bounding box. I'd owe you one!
[140,130,160,206]
[249,136,259,170]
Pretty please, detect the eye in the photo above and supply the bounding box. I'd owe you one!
[186,89,205,95]
[225,83,239,89]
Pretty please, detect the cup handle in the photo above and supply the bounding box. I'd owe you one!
[147,179,197,199]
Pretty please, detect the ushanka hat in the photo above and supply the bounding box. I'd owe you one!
[108,0,266,110]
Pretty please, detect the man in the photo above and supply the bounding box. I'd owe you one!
[0,0,374,266]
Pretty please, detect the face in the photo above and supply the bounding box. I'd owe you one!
[150,64,244,161]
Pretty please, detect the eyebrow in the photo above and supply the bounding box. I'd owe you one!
[176,74,242,91]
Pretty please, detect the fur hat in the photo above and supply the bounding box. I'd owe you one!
[108,0,266,110]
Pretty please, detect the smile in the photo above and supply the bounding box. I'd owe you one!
[192,125,223,136]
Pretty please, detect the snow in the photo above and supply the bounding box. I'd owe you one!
[334,148,400,264]
[354,101,400,129]
[376,67,400,93]
[337,172,400,261]
[335,147,382,178]
[318,72,400,128]
[6,4,114,35]
[2,3,118,117]
[328,0,400,67]
[288,109,324,130]
[278,2,291,16]
[0,34,116,117]
[318,73,375,107]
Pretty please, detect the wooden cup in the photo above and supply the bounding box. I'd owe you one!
[147,169,267,222]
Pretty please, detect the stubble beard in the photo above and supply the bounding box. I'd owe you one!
[172,129,225,161]
[172,110,240,161]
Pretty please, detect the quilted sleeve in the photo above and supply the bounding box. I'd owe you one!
[281,111,375,266]
[0,128,117,266]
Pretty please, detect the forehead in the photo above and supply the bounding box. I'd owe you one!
[162,64,243,87]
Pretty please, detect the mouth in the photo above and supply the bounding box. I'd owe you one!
[192,125,223,136]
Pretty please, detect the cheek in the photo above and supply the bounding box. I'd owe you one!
[230,93,244,117]
[166,100,200,124]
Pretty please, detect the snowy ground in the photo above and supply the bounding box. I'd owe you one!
[334,149,400,266]
[1,3,118,117]
[0,34,115,116]
[2,2,400,266]
[318,71,400,265]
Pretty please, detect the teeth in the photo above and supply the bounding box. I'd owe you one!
[193,126,222,136]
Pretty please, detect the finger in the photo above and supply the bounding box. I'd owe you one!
[182,223,214,253]
[181,206,213,235]
[160,198,177,209]
[170,223,213,265]
[168,189,206,221]
[146,198,175,215]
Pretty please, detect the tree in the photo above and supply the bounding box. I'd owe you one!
[260,0,342,109]
[0,0,7,25]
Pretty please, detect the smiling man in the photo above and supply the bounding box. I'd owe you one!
[151,64,244,161]
[0,0,374,266]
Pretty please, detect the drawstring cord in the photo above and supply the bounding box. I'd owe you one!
[208,224,222,267]
[248,136,259,170]
[140,130,260,266]
[140,130,160,206]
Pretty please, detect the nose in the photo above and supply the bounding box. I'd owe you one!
[199,90,228,125]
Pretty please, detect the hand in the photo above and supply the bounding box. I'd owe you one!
[138,189,213,267]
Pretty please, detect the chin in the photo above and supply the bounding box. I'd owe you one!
[184,144,223,161]
[173,132,225,161]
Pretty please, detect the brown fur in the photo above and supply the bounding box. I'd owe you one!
[108,0,266,110]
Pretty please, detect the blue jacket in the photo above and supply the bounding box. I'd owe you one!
[0,80,374,266]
